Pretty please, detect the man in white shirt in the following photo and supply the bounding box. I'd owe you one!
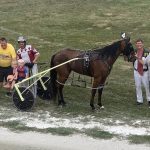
[17,36,40,97]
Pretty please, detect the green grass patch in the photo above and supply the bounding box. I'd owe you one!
[128,135,150,145]
[45,127,76,136]
[0,121,76,136]
[85,128,115,139]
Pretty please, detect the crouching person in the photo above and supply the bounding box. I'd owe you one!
[3,61,18,96]
[3,61,18,92]
[17,59,29,82]
[4,59,28,90]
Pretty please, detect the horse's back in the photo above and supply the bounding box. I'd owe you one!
[60,48,81,58]
[53,48,81,63]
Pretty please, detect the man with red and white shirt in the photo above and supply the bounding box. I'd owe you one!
[17,36,40,97]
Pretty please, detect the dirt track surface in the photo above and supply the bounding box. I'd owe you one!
[0,128,149,150]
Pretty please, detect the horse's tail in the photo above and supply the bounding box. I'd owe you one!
[50,54,57,99]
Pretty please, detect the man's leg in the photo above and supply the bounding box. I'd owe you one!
[0,82,3,88]
[31,64,38,98]
[142,72,150,106]
[0,68,5,88]
[134,71,143,103]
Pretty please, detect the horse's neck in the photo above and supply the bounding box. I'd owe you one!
[106,48,122,66]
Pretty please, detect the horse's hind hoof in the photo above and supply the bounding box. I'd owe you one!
[58,105,63,108]
[90,104,95,111]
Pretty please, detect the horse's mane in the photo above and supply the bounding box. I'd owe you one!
[93,40,121,59]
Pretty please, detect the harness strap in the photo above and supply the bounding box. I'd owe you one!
[134,68,148,72]
[56,80,106,89]
[83,52,91,75]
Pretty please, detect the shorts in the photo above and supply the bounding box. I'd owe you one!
[0,66,13,82]
[17,77,25,82]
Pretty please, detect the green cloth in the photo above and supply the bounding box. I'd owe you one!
[134,48,149,58]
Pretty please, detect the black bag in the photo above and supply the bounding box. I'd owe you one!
[25,63,34,69]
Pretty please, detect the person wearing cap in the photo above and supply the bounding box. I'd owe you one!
[0,37,16,88]
[17,36,40,97]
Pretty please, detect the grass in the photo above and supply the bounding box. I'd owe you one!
[128,135,150,145]
[0,0,150,144]
[85,128,115,139]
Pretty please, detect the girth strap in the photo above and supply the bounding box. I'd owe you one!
[83,51,91,75]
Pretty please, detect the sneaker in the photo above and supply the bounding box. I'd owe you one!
[5,92,12,98]
[137,102,143,105]
[148,101,150,108]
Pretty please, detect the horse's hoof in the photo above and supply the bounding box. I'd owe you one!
[58,105,63,108]
[91,106,95,111]
[100,106,104,109]
[62,101,66,106]
[90,104,95,111]
[97,105,105,109]
[58,102,61,106]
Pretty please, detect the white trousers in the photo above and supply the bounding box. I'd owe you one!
[29,64,38,98]
[134,70,150,103]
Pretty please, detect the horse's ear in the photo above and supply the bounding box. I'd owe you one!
[121,32,130,43]
[121,32,126,39]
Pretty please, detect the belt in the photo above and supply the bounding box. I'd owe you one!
[134,68,148,72]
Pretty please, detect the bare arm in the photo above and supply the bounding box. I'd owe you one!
[33,54,40,63]
[14,71,18,80]
[12,58,17,67]
[136,57,144,64]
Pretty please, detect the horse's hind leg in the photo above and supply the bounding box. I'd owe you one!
[58,85,65,106]
[57,70,70,106]
[57,77,67,106]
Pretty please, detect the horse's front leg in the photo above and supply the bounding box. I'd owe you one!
[90,78,101,110]
[90,88,97,110]
[98,88,104,109]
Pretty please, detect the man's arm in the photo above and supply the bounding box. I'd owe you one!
[33,53,40,63]
[10,45,17,63]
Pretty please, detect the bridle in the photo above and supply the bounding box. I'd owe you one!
[123,42,134,62]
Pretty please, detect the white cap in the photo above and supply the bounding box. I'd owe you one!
[18,36,26,42]
[121,32,126,39]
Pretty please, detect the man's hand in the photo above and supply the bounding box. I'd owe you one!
[25,63,34,69]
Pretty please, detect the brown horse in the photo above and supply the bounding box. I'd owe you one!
[50,38,134,110]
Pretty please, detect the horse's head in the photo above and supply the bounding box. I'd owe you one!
[121,38,135,62]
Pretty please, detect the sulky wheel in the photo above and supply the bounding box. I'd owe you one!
[37,77,52,100]
[12,86,35,111]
